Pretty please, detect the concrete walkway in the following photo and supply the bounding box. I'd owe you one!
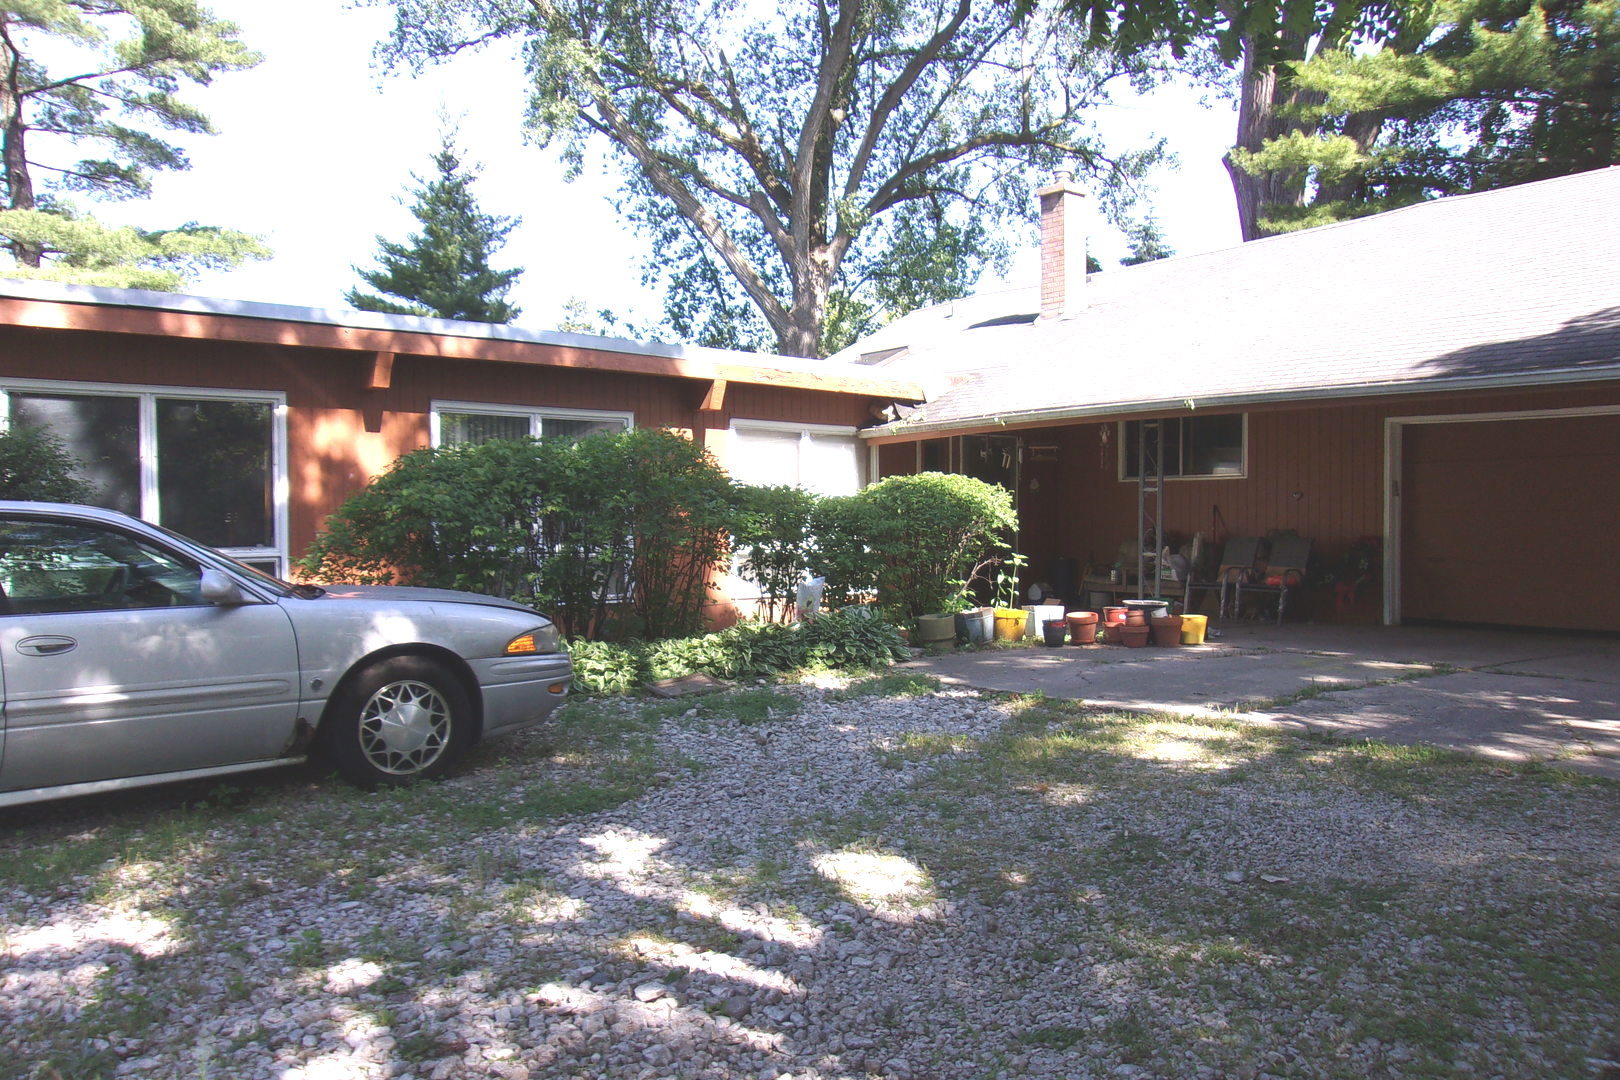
[904,623,1620,779]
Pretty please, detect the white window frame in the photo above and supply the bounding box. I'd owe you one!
[0,377,289,575]
[1118,414,1248,482]
[727,419,866,495]
[429,400,634,445]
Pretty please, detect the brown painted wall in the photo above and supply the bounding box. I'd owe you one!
[0,326,879,562]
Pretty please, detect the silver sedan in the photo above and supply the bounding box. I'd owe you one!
[0,502,572,807]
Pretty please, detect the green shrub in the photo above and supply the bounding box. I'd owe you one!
[800,609,910,669]
[805,493,878,607]
[301,429,739,640]
[733,484,817,618]
[565,639,645,696]
[0,426,95,502]
[808,473,1016,621]
[565,612,908,696]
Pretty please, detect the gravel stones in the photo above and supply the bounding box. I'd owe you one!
[3,680,1617,1079]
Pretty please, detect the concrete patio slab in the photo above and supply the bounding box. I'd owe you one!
[902,623,1620,780]
[1251,672,1620,778]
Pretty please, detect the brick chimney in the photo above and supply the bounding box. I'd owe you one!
[1038,170,1088,319]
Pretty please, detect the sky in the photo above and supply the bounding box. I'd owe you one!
[88,0,1244,336]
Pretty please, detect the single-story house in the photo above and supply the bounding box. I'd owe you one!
[5,167,1616,631]
[845,166,1620,631]
[0,283,922,619]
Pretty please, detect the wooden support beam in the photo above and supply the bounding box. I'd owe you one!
[699,378,727,412]
[369,350,395,390]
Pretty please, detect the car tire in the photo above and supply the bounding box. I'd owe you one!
[323,656,473,788]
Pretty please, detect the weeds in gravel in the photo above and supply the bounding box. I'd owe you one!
[829,672,942,700]
[816,701,1620,1078]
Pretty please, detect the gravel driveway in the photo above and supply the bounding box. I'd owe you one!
[4,675,1617,1080]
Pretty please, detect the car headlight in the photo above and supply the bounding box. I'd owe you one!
[505,625,561,655]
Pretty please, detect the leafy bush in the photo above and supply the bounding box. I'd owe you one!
[733,484,817,618]
[0,427,94,502]
[809,472,1016,621]
[565,639,644,696]
[800,609,910,668]
[805,493,877,607]
[301,429,738,640]
[565,612,909,695]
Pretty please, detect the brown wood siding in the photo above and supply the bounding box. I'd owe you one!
[874,380,1620,622]
[1,326,885,567]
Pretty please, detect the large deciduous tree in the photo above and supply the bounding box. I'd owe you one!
[381,0,1163,356]
[0,0,267,287]
[347,137,524,323]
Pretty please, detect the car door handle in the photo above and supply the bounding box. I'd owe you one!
[16,636,77,656]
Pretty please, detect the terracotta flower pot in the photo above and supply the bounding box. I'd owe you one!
[1102,606,1128,627]
[1120,624,1150,648]
[1150,614,1183,646]
[1066,611,1098,645]
[1125,609,1148,627]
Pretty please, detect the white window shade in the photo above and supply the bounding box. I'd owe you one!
[729,422,863,496]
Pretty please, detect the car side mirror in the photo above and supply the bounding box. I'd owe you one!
[199,569,249,606]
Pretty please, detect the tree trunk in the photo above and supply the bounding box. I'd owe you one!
[0,16,43,266]
[1222,34,1319,242]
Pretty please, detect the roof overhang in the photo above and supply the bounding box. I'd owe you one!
[0,279,927,403]
[860,365,1620,442]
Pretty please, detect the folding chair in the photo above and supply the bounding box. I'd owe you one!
[1182,536,1263,622]
[1236,535,1313,625]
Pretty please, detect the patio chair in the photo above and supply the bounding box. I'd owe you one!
[1235,534,1313,625]
[1181,536,1264,621]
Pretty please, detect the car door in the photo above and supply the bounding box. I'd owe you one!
[0,514,302,793]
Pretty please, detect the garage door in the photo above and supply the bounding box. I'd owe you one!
[1401,414,1620,631]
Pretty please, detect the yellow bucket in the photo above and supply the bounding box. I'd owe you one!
[1180,614,1208,645]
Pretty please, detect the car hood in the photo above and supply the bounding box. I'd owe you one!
[315,584,543,616]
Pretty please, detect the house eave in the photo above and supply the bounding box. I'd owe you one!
[860,364,1620,441]
[0,278,927,403]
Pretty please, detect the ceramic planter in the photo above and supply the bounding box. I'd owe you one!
[1150,614,1183,646]
[915,613,956,645]
[1120,624,1150,648]
[1066,611,1098,645]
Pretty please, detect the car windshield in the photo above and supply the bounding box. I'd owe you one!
[144,521,323,599]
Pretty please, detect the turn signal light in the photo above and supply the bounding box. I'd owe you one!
[505,633,538,655]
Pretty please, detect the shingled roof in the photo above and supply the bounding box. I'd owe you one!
[840,167,1620,434]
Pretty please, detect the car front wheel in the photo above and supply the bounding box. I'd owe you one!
[324,657,473,787]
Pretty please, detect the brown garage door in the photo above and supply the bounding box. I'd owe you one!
[1402,414,1620,631]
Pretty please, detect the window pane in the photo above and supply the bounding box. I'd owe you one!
[804,433,861,496]
[0,519,202,614]
[1185,415,1244,476]
[541,417,626,442]
[1122,420,1183,479]
[730,429,803,487]
[8,393,140,513]
[157,399,273,548]
[441,412,531,446]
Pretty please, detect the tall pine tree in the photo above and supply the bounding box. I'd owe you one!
[347,139,522,323]
[0,0,268,288]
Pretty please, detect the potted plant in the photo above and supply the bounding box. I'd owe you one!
[991,550,1030,642]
